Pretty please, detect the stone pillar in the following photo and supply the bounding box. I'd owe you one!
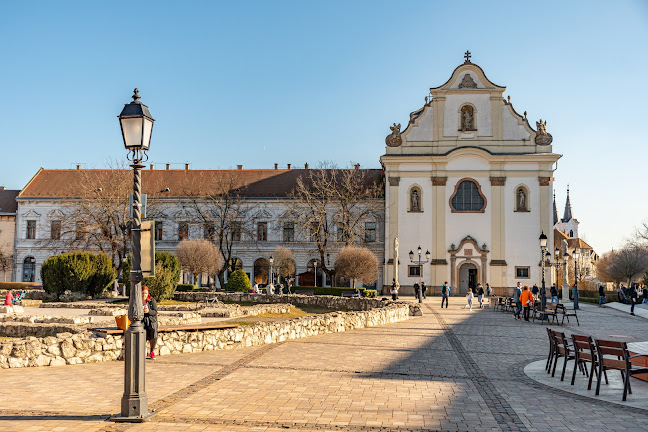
[431,176,447,289]
[489,176,507,288]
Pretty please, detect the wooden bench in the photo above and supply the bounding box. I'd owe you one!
[341,291,355,297]
[556,304,579,326]
[294,290,314,295]
[89,323,240,336]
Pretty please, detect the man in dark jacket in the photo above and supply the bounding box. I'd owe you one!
[550,283,559,303]
[598,284,606,306]
[630,283,639,316]
[413,282,421,303]
[142,285,158,359]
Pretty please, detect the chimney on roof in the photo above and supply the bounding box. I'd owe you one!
[150,164,155,170]
[354,163,360,170]
[305,163,309,169]
[237,165,243,170]
[185,163,190,170]
[274,163,278,170]
[166,163,171,170]
[287,164,291,170]
[76,164,81,170]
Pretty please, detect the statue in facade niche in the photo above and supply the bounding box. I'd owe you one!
[461,106,474,131]
[385,123,402,147]
[518,189,526,210]
[534,119,553,145]
[411,190,420,211]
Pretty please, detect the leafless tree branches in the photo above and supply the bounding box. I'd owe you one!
[175,239,224,284]
[334,246,378,288]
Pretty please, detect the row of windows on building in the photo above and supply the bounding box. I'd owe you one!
[25,220,379,243]
[408,180,531,213]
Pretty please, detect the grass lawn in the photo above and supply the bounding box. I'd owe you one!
[221,305,335,326]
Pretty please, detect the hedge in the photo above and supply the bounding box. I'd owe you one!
[0,282,42,291]
[175,284,201,292]
[40,251,116,298]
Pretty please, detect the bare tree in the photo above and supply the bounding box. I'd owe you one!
[595,251,618,285]
[287,163,383,280]
[0,247,13,282]
[603,245,648,286]
[175,239,224,285]
[38,163,161,276]
[180,171,256,288]
[632,220,648,247]
[273,246,296,278]
[334,246,378,288]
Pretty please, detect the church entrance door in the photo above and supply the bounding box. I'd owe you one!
[459,262,478,295]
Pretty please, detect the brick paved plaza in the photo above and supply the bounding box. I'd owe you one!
[2,300,648,432]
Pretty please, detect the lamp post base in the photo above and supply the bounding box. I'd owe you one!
[112,322,150,423]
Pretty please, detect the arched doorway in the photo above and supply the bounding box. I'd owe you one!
[23,257,36,282]
[253,258,269,285]
[458,261,478,295]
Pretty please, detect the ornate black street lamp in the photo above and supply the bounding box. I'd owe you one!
[572,248,581,310]
[539,231,550,317]
[114,88,154,422]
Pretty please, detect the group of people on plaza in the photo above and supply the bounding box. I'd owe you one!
[252,277,294,295]
[615,282,648,316]
[4,290,25,306]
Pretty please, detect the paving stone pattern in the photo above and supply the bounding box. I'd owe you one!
[1,301,648,431]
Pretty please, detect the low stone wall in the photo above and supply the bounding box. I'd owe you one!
[88,307,128,317]
[159,312,202,325]
[200,303,292,318]
[1,315,97,325]
[173,292,422,315]
[40,302,124,309]
[0,299,414,368]
[0,306,24,314]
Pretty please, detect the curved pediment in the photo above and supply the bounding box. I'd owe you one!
[431,62,505,93]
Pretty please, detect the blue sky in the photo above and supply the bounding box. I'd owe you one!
[1,1,647,253]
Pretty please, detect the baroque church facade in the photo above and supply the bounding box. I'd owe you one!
[381,53,560,294]
[11,54,564,294]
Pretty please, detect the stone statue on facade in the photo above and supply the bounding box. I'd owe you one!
[518,189,526,210]
[461,106,474,131]
[535,119,553,145]
[411,190,420,211]
[458,73,477,89]
[385,123,402,147]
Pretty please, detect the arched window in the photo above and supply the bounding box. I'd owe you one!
[514,185,529,212]
[450,179,486,212]
[408,186,422,212]
[23,256,36,282]
[253,258,269,284]
[569,230,574,238]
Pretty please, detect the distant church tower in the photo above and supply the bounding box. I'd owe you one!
[554,186,579,238]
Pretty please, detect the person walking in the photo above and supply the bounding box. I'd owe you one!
[420,282,427,299]
[466,290,474,311]
[390,278,399,301]
[630,283,639,316]
[520,286,534,322]
[513,282,523,320]
[441,281,449,308]
[413,282,421,303]
[477,284,484,309]
[4,291,13,306]
[550,283,559,303]
[531,284,539,296]
[598,284,606,306]
[142,286,158,359]
[572,283,579,310]
[642,285,648,304]
[486,283,492,297]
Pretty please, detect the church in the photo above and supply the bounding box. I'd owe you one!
[381,52,561,295]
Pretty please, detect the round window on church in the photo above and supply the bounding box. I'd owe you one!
[450,179,486,212]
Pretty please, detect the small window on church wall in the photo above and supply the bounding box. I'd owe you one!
[515,267,530,279]
[515,186,529,212]
[450,179,486,212]
[409,187,422,212]
[569,230,573,238]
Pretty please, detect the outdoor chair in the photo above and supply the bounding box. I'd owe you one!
[546,328,555,373]
[595,339,648,401]
[571,334,607,390]
[556,304,579,326]
[551,330,576,381]
[540,302,559,325]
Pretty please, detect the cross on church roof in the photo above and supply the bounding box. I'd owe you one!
[464,50,471,63]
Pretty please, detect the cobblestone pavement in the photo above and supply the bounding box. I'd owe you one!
[2,300,648,431]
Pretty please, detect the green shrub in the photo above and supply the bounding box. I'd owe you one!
[41,251,116,299]
[363,289,376,298]
[224,269,251,292]
[176,284,199,292]
[142,251,181,300]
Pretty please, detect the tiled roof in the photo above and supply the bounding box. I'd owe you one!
[0,189,19,214]
[566,237,594,250]
[18,168,384,199]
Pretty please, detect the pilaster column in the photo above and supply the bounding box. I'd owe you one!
[431,176,447,288]
[489,176,507,288]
